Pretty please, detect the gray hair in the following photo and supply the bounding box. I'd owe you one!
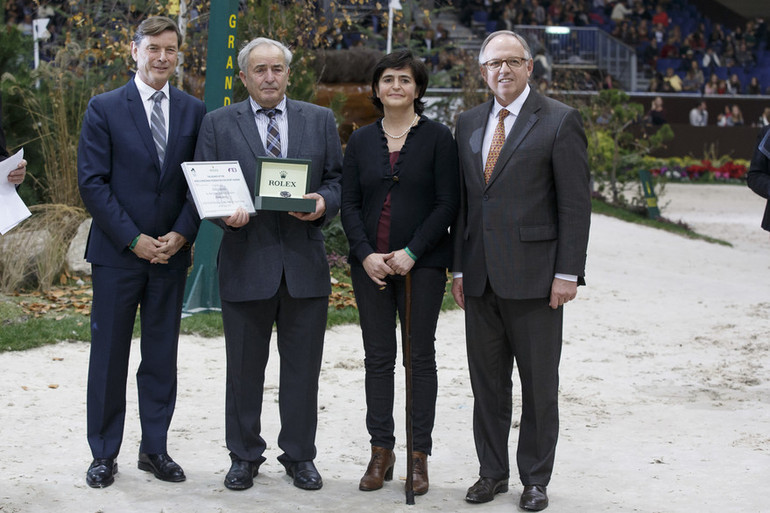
[238,37,293,71]
[478,30,532,64]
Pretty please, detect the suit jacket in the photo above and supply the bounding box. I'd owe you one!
[341,117,459,269]
[194,98,343,301]
[453,92,591,299]
[78,78,206,270]
[747,125,770,231]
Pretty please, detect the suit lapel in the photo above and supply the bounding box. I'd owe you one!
[161,86,183,181]
[467,101,494,190]
[486,93,542,188]
[235,100,266,159]
[126,79,161,174]
[286,99,305,159]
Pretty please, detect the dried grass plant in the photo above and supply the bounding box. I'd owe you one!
[0,204,87,293]
[2,43,99,208]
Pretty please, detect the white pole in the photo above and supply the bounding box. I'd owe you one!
[32,18,49,88]
[386,0,402,55]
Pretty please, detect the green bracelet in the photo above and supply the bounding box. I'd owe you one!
[129,235,140,250]
[404,246,417,261]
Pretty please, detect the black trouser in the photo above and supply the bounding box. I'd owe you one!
[465,281,563,486]
[351,265,447,454]
[221,279,327,465]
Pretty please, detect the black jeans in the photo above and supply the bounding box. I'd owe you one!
[351,265,447,454]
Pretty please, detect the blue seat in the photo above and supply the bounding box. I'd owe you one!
[472,10,488,24]
[713,66,728,80]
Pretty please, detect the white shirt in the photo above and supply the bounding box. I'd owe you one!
[689,107,708,127]
[481,84,530,166]
[134,76,169,140]
[249,96,288,158]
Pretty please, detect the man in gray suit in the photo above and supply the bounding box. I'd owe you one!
[452,31,591,511]
[193,37,342,492]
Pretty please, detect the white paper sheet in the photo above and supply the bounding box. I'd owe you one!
[0,148,32,235]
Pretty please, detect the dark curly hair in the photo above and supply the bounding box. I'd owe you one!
[370,50,428,115]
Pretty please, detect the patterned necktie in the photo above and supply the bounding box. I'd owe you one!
[484,109,509,184]
[150,91,166,166]
[263,108,282,158]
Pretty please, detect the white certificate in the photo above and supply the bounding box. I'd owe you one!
[0,148,31,235]
[182,161,256,219]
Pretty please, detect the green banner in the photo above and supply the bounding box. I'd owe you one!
[183,1,239,314]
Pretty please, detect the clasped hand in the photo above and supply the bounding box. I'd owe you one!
[363,249,415,286]
[131,231,187,264]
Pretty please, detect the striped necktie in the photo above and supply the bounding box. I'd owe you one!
[263,108,282,158]
[484,109,509,184]
[150,91,167,166]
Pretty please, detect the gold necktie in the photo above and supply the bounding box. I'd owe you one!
[484,109,509,184]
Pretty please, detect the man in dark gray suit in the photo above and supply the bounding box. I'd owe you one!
[193,37,342,492]
[452,30,591,511]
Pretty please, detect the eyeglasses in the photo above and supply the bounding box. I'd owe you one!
[482,57,529,70]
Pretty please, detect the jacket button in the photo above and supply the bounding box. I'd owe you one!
[483,194,489,201]
[392,176,399,182]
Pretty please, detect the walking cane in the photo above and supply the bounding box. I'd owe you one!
[404,271,415,505]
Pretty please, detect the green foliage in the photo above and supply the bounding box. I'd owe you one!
[322,215,350,258]
[0,297,24,323]
[328,91,348,129]
[180,311,224,337]
[0,315,90,352]
[579,89,674,209]
[0,24,33,77]
[3,56,95,207]
[234,0,340,103]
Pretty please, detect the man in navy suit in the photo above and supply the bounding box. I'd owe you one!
[77,16,205,489]
[193,36,342,492]
[453,31,591,511]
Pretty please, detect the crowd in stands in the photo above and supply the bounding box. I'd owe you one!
[642,12,770,96]
[456,0,770,95]
[6,0,770,97]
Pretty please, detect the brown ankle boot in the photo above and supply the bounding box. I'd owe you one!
[410,451,429,495]
[359,446,396,491]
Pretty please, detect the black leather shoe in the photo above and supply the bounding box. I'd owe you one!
[137,453,186,482]
[282,460,323,490]
[224,458,260,491]
[519,485,549,511]
[86,458,117,488]
[465,476,508,503]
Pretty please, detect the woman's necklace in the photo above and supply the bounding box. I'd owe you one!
[381,114,419,139]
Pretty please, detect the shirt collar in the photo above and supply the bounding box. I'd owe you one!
[492,84,530,119]
[249,96,287,115]
[134,75,170,102]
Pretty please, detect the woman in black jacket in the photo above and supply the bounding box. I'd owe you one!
[341,50,459,496]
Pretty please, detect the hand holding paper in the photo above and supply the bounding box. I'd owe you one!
[0,148,32,235]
